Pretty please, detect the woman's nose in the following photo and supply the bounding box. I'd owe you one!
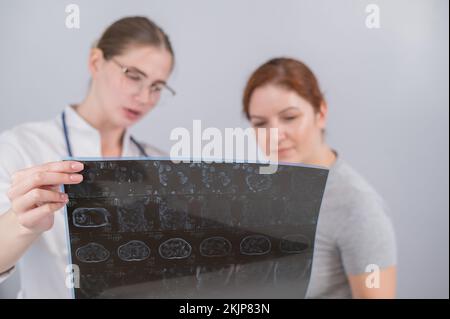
[135,88,154,106]
[264,122,287,149]
[276,125,287,142]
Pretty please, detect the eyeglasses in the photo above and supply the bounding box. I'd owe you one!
[111,58,176,104]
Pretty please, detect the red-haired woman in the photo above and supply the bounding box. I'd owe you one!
[243,57,397,298]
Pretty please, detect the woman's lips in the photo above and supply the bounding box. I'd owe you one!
[122,107,142,120]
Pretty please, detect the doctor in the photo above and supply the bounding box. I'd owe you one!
[0,16,175,298]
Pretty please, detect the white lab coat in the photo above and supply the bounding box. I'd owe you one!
[0,105,164,298]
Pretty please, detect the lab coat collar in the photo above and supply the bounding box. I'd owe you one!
[63,105,96,133]
[62,105,133,157]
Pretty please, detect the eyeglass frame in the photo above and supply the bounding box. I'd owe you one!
[110,58,176,99]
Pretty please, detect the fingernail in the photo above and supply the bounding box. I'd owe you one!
[71,162,83,170]
[70,174,83,182]
[60,193,68,200]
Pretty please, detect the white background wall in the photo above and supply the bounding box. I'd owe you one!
[0,0,448,298]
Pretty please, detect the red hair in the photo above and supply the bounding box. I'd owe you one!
[243,58,325,119]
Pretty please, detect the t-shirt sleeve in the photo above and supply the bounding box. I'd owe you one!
[335,193,397,275]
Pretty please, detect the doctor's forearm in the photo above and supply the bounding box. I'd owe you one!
[0,209,39,274]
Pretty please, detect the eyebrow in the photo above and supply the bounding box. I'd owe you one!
[250,106,301,119]
[127,66,167,85]
[278,106,301,114]
[127,65,147,78]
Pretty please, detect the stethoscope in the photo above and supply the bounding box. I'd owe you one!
[61,111,148,157]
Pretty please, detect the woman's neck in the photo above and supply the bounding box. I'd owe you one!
[74,95,125,157]
[306,143,337,168]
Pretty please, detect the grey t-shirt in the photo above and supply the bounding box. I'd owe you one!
[306,156,397,298]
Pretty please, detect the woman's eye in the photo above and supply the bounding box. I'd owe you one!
[253,122,266,127]
[126,73,141,81]
[283,116,298,121]
[152,86,163,92]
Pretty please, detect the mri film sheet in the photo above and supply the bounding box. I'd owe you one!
[63,159,329,299]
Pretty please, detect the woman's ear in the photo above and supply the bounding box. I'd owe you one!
[316,101,329,130]
[88,48,104,79]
